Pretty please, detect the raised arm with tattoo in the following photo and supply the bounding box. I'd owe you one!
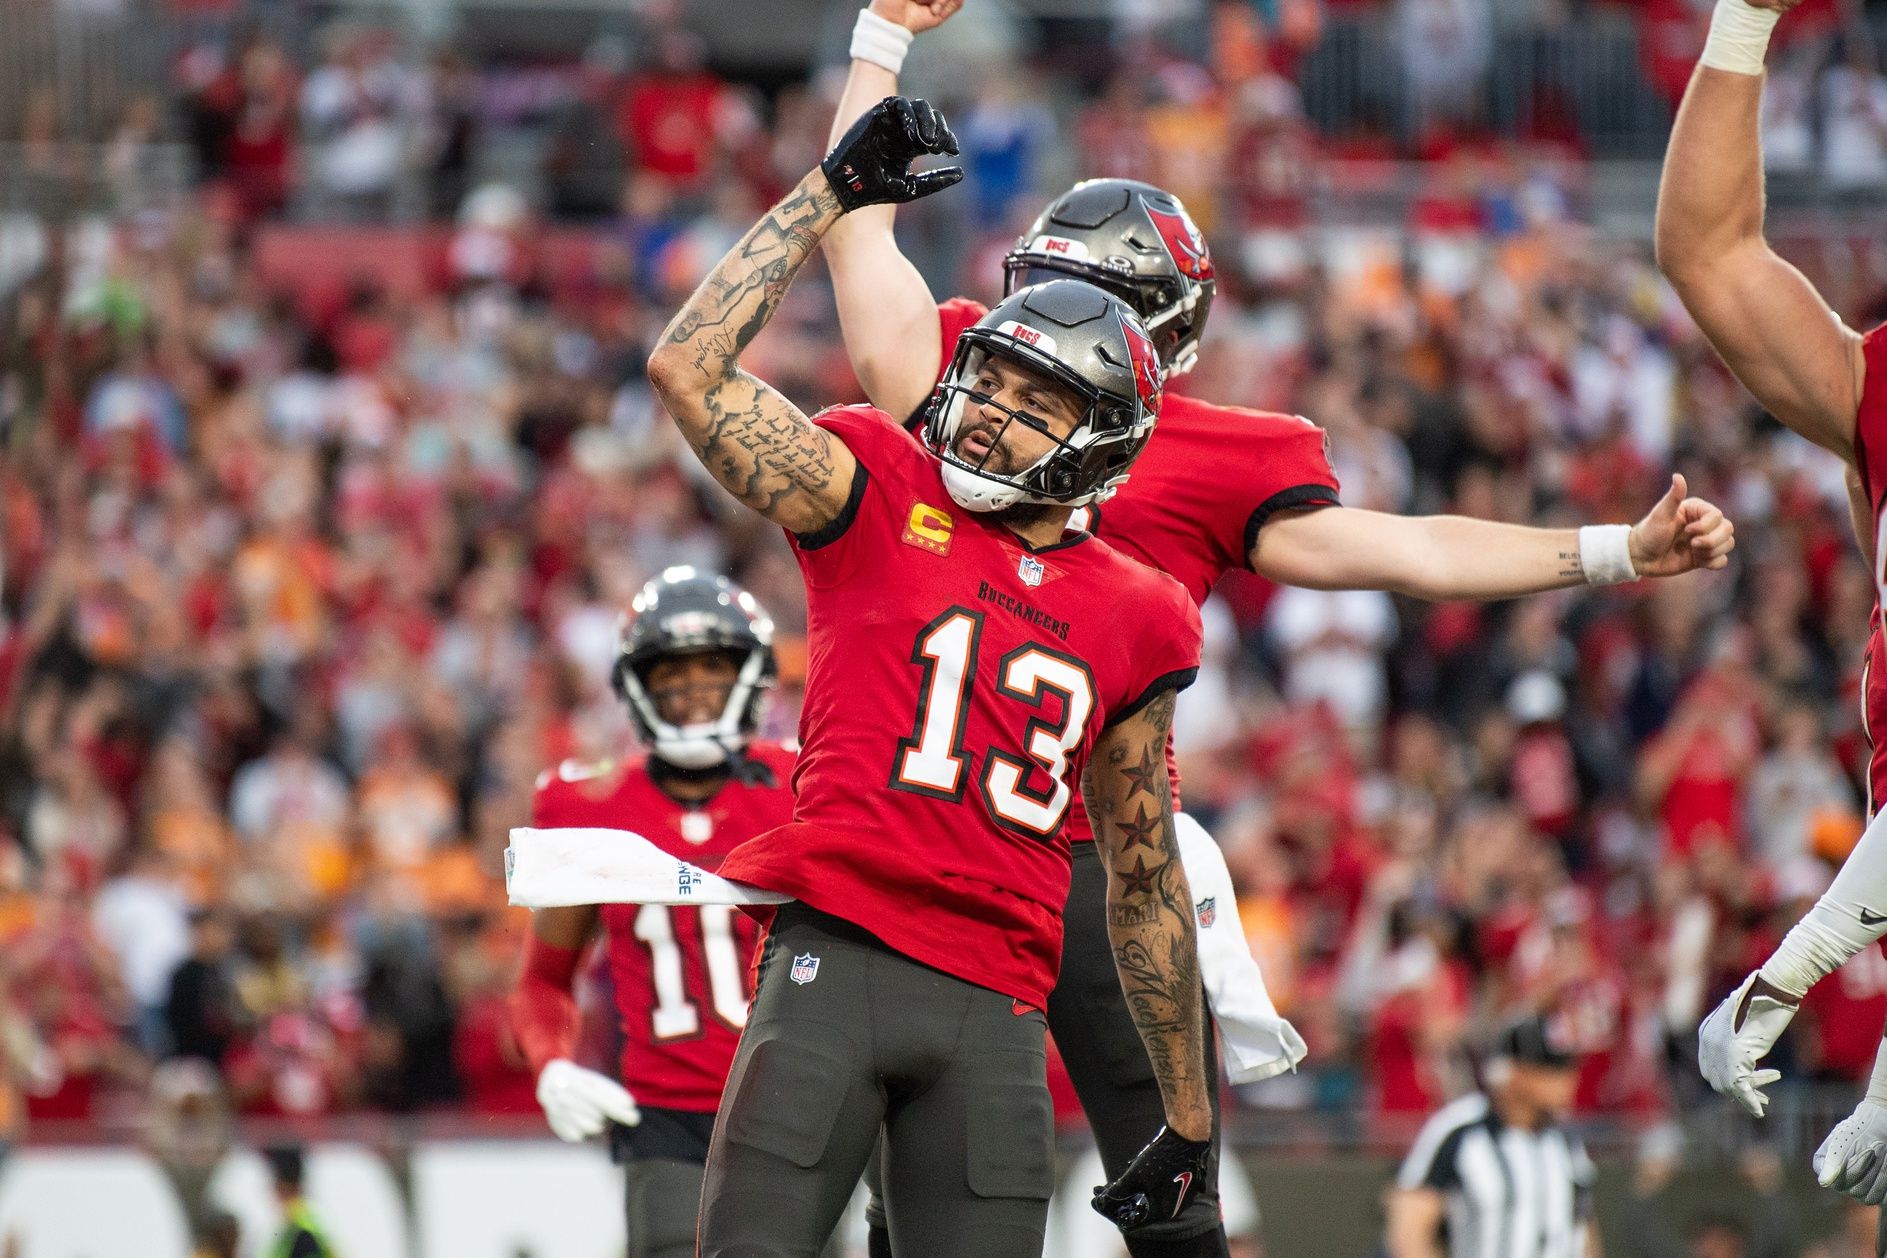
[646,172,855,536]
[646,96,962,535]
[1084,687,1215,1226]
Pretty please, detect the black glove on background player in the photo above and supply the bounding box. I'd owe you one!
[1092,1125,1214,1229]
[821,96,963,212]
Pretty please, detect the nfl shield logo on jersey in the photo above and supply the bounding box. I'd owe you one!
[1196,897,1216,928]
[790,953,820,985]
[1018,555,1045,587]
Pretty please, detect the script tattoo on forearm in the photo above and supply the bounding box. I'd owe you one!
[1558,549,1583,580]
[655,174,845,522]
[1093,689,1209,1130]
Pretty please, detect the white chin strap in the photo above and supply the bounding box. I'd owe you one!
[941,461,1029,513]
[933,381,1060,513]
[651,726,734,769]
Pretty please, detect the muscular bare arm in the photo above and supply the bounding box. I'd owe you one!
[1384,1187,1447,1258]
[1083,689,1212,1141]
[1253,476,1734,598]
[823,0,960,422]
[1655,9,1864,459]
[646,171,860,535]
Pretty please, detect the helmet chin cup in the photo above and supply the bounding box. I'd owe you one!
[941,460,1028,513]
[652,728,732,769]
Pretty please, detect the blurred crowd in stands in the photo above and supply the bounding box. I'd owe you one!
[6,0,1887,1154]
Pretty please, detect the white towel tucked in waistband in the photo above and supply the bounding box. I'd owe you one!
[506,820,1308,1084]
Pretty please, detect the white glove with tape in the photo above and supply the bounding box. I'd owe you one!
[536,1058,641,1143]
[1816,1100,1887,1204]
[1697,971,1798,1117]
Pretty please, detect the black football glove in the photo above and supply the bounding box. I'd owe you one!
[1091,1125,1213,1230]
[821,96,963,213]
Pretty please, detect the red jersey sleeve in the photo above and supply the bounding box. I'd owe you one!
[1111,569,1204,728]
[1226,409,1342,571]
[786,404,926,589]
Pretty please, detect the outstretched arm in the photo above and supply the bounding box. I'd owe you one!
[1085,690,1212,1142]
[1253,474,1734,599]
[824,1,962,421]
[1654,0,1863,459]
[646,171,860,536]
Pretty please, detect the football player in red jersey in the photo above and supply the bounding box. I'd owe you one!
[509,567,807,1258]
[647,98,1214,1256]
[826,6,1737,1255]
[1657,0,1887,1210]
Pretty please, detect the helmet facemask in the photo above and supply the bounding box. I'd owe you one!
[924,335,1148,514]
[616,644,773,770]
[612,567,777,772]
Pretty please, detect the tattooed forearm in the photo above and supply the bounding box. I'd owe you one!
[1091,689,1213,1140]
[1558,549,1584,580]
[661,178,841,370]
[647,171,854,534]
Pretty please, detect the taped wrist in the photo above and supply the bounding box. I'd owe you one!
[851,8,914,75]
[1700,0,1780,75]
[511,935,582,1074]
[1578,524,1638,586]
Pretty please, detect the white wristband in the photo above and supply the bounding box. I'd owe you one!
[850,8,914,76]
[1578,524,1637,586]
[1700,0,1780,76]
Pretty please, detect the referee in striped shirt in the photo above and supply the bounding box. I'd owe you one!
[1386,1016,1600,1258]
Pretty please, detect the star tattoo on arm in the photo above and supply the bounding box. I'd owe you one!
[1117,801,1162,853]
[1121,744,1164,800]
[1115,853,1159,899]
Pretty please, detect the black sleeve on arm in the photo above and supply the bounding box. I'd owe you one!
[1420,1125,1469,1192]
[792,464,871,551]
[1243,485,1340,567]
[1104,668,1199,730]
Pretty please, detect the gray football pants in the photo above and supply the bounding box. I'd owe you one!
[697,902,1053,1257]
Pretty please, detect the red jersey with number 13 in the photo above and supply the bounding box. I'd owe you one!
[932,297,1342,836]
[530,742,796,1113]
[719,406,1203,1007]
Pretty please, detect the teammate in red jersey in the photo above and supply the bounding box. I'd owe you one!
[825,6,1736,1254]
[510,567,805,1258]
[647,98,1213,1256]
[1657,0,1887,1210]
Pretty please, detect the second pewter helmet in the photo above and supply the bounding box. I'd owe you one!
[921,279,1165,514]
[612,567,776,771]
[1004,179,1216,376]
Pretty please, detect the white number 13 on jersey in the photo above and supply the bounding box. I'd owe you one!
[892,608,1095,837]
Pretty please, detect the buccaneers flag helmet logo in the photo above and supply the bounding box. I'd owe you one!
[1118,311,1164,415]
[1145,206,1214,282]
